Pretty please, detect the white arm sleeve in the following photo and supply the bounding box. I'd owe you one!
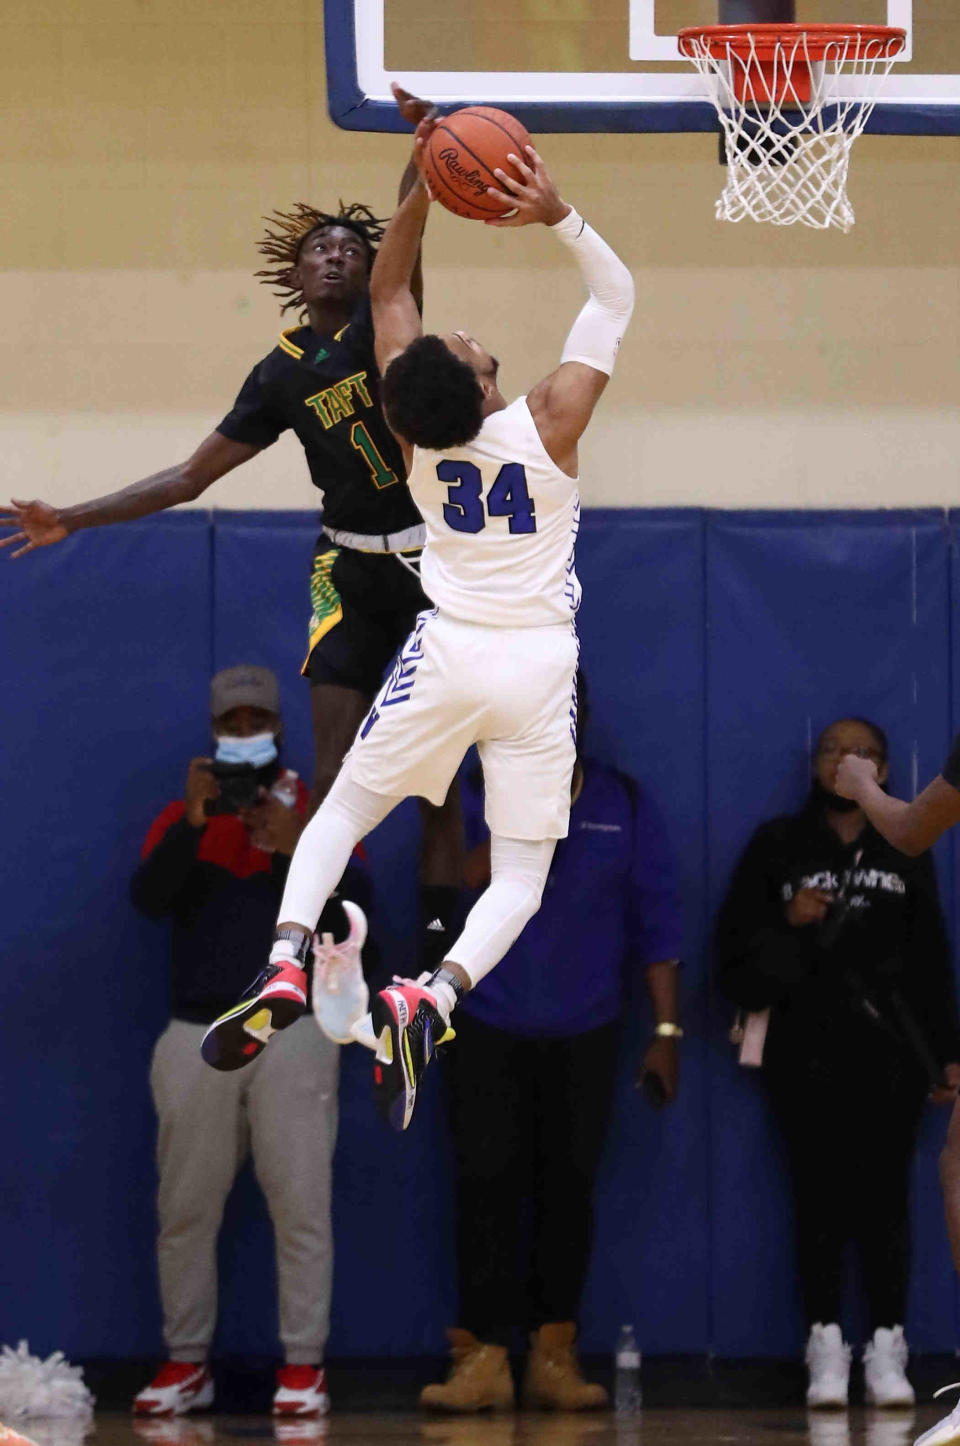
[549,207,635,376]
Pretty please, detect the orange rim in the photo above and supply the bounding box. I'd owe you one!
[677,23,906,61]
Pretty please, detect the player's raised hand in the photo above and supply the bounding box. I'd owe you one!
[485,145,570,228]
[392,83,439,199]
[392,82,439,129]
[0,498,68,558]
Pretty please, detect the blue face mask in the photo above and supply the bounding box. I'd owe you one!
[215,732,278,768]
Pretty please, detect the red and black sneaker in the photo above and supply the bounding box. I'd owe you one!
[371,981,455,1131]
[200,960,307,1072]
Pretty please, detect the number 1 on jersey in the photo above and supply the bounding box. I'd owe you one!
[350,420,398,490]
[437,461,537,535]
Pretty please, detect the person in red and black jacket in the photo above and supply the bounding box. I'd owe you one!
[130,665,364,1420]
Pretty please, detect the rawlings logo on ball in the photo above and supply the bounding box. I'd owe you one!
[437,148,488,198]
[425,107,531,220]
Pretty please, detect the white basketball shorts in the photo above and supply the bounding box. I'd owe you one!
[345,608,579,841]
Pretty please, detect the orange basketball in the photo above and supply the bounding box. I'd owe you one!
[422,106,533,221]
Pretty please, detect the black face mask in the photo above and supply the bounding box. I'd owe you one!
[808,778,862,815]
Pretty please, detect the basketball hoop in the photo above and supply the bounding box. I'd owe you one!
[677,23,906,232]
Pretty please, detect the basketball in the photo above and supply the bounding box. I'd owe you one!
[422,106,533,221]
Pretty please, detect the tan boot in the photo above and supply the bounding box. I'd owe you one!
[522,1323,609,1411]
[420,1328,515,1413]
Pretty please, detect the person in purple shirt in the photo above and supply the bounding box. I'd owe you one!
[420,675,683,1414]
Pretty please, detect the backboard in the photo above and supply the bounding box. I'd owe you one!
[325,0,960,134]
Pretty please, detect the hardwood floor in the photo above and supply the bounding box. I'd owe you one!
[7,1408,932,1446]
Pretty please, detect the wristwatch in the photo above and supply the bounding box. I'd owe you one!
[654,1022,684,1039]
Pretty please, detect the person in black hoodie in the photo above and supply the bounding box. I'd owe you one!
[716,716,960,1412]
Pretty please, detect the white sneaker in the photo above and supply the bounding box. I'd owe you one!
[133,1363,214,1416]
[806,1323,852,1409]
[310,902,368,1044]
[916,1385,960,1446]
[865,1327,915,1408]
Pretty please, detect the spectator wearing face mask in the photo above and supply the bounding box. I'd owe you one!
[715,716,960,1412]
[130,665,367,1419]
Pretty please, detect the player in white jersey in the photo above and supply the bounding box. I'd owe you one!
[201,119,634,1131]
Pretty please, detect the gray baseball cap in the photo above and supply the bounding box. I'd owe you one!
[210,665,280,720]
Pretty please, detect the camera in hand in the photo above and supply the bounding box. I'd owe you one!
[203,761,262,816]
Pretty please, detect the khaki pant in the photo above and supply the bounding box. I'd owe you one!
[150,1016,339,1364]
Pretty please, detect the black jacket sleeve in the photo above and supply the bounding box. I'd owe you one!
[715,821,815,1010]
[130,817,204,918]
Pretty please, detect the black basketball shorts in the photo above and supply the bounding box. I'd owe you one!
[303,536,432,697]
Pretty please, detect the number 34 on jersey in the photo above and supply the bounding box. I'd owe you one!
[437,461,537,535]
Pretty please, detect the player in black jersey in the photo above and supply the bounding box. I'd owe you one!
[0,85,462,971]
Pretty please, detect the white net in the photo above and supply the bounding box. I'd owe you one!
[679,27,905,232]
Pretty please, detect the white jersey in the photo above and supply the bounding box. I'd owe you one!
[407,396,581,629]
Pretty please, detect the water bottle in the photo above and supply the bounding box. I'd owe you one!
[614,1324,642,1415]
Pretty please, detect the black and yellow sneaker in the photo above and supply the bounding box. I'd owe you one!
[370,981,455,1131]
[200,960,307,1072]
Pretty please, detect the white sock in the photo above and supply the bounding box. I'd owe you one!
[427,977,458,1019]
[269,941,301,965]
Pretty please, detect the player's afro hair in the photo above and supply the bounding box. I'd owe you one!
[255,202,387,316]
[381,335,485,450]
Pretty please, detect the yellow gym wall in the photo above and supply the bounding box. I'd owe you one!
[4,0,959,510]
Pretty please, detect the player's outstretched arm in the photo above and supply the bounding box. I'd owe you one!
[0,432,261,559]
[487,147,634,476]
[370,156,432,378]
[835,752,960,855]
[392,84,439,312]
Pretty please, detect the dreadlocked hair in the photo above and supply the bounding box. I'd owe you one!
[254,201,388,317]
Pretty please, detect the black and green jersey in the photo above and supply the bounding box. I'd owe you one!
[216,294,421,537]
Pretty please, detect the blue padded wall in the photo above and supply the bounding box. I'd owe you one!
[0,514,211,1356]
[1,506,959,1360]
[705,512,956,1356]
[574,512,710,1355]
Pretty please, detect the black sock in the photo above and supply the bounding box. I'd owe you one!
[419,884,461,973]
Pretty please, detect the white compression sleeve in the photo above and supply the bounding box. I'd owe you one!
[276,771,401,931]
[444,835,556,988]
[550,207,635,376]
